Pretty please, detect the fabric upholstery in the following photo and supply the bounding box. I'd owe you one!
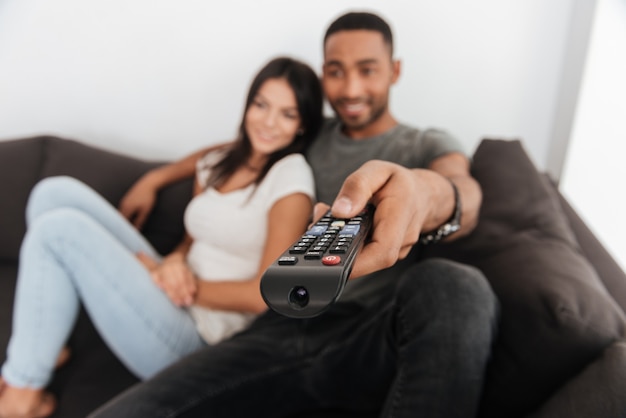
[0,137,46,261]
[528,340,626,418]
[1,136,625,418]
[422,139,626,417]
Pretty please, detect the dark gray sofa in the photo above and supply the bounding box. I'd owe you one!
[0,136,625,417]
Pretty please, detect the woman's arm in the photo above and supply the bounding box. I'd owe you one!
[119,145,216,228]
[193,192,313,314]
[137,177,204,306]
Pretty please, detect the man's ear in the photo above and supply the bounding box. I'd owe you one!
[391,59,401,85]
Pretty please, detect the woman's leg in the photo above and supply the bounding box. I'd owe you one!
[1,207,205,415]
[26,176,160,260]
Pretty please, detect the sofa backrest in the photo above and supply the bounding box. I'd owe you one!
[0,137,46,261]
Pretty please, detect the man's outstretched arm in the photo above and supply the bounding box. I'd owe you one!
[326,152,481,279]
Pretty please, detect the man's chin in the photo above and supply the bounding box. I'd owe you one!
[340,115,371,132]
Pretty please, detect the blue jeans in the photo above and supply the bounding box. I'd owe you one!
[1,176,206,389]
[91,257,498,418]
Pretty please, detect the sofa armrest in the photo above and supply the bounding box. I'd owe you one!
[527,340,626,418]
[556,190,626,311]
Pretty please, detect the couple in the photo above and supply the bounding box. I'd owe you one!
[0,11,498,418]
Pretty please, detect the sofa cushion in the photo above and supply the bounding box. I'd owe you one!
[38,137,193,255]
[421,139,626,418]
[0,137,47,261]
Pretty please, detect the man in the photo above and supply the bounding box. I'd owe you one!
[93,12,497,418]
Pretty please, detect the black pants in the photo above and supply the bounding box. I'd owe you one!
[91,258,498,418]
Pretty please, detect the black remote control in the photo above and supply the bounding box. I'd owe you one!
[260,204,374,318]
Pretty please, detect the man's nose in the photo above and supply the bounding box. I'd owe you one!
[342,72,364,99]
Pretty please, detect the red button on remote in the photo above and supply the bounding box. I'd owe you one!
[322,255,341,265]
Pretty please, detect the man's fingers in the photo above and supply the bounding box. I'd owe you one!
[310,202,330,227]
[331,161,396,218]
[349,204,410,278]
[348,194,421,279]
[350,241,415,279]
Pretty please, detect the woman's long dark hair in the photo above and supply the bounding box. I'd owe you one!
[204,57,323,190]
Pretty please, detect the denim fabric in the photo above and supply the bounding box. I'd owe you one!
[1,177,205,388]
[91,258,498,418]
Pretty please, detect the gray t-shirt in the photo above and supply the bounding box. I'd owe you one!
[306,118,465,204]
[305,118,467,308]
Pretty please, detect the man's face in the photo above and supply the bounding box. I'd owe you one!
[323,30,399,138]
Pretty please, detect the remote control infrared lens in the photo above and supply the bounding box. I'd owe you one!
[288,286,309,309]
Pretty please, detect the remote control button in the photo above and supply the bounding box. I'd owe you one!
[322,255,341,265]
[329,246,348,254]
[306,225,328,236]
[304,251,323,259]
[278,256,298,265]
[289,246,307,254]
[331,220,346,227]
[340,225,361,236]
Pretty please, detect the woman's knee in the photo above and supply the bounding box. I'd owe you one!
[27,207,96,245]
[26,176,90,224]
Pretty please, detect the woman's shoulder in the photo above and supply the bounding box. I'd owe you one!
[269,153,312,176]
[262,153,314,194]
[198,143,230,164]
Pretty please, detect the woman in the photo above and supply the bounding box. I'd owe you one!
[0,56,323,417]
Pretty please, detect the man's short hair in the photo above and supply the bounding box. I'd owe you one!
[324,11,394,56]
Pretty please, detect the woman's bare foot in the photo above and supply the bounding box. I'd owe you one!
[0,385,56,418]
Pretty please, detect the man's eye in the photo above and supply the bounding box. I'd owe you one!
[361,68,375,76]
[326,69,343,78]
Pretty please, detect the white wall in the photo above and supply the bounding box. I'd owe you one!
[561,0,626,271]
[0,0,572,166]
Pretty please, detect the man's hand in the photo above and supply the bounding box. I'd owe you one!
[137,252,197,307]
[322,160,447,279]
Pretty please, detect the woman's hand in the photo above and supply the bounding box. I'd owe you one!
[137,252,198,307]
[119,176,159,229]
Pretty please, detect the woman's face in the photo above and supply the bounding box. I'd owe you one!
[245,78,302,157]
